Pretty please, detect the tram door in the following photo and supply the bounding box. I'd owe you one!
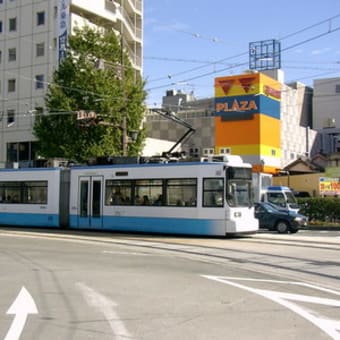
[78,176,103,228]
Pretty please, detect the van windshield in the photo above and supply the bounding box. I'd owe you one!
[267,191,298,208]
[285,191,298,204]
[266,192,286,207]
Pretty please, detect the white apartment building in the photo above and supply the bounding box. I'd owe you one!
[0,0,143,166]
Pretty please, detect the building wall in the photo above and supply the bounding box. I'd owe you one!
[0,0,142,166]
[145,110,214,157]
[0,0,57,166]
[280,81,317,167]
[313,77,340,129]
[272,173,340,197]
[312,77,340,155]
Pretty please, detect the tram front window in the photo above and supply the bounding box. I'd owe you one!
[226,167,253,207]
[227,182,252,207]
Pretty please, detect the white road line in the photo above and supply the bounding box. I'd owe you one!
[202,275,340,340]
[102,250,151,256]
[76,282,132,340]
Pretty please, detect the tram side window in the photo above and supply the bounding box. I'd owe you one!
[203,178,224,207]
[105,180,133,205]
[104,178,197,207]
[23,181,48,204]
[0,181,47,204]
[135,179,163,205]
[166,178,197,206]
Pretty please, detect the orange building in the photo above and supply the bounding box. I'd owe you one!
[214,72,281,174]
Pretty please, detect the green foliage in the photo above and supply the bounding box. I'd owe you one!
[298,197,340,222]
[34,26,146,162]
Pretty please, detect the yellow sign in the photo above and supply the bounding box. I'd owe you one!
[319,177,340,196]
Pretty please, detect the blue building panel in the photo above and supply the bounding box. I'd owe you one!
[214,94,280,120]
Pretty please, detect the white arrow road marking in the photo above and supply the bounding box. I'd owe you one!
[76,282,132,340]
[5,286,38,340]
[202,276,340,340]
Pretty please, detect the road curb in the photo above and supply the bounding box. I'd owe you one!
[306,225,340,231]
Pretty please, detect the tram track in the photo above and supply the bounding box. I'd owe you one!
[1,228,340,290]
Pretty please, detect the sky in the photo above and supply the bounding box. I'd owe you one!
[143,0,340,107]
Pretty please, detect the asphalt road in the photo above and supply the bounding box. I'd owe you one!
[0,228,339,340]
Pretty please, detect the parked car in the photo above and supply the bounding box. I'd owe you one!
[254,202,308,233]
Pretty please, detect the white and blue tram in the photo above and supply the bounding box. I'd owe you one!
[0,167,69,227]
[0,155,258,236]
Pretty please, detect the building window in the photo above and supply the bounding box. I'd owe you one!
[37,11,45,26]
[8,79,16,92]
[9,18,17,32]
[7,109,15,126]
[203,148,214,156]
[7,141,38,164]
[0,21,2,33]
[36,42,44,57]
[8,48,16,62]
[35,75,44,89]
[220,147,231,155]
[54,6,58,19]
[336,84,340,94]
[0,50,2,64]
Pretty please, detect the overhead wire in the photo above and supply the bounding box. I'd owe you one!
[145,13,340,95]
[2,12,340,107]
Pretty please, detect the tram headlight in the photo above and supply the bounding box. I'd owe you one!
[234,211,242,218]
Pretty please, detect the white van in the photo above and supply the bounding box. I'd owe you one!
[261,186,300,213]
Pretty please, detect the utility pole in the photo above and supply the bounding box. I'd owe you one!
[122,115,127,157]
[120,0,128,156]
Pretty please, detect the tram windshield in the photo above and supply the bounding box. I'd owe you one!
[226,167,253,207]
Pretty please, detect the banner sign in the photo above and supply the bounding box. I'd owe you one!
[319,177,340,196]
[58,0,70,64]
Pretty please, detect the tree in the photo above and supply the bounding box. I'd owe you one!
[34,26,146,162]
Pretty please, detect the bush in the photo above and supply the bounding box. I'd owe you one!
[298,197,340,222]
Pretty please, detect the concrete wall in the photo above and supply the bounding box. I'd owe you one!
[272,173,322,197]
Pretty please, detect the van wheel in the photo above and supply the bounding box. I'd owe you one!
[276,220,289,233]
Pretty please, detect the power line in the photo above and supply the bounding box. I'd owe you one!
[145,13,340,93]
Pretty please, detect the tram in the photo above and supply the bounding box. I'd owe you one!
[0,167,69,227]
[0,155,258,236]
